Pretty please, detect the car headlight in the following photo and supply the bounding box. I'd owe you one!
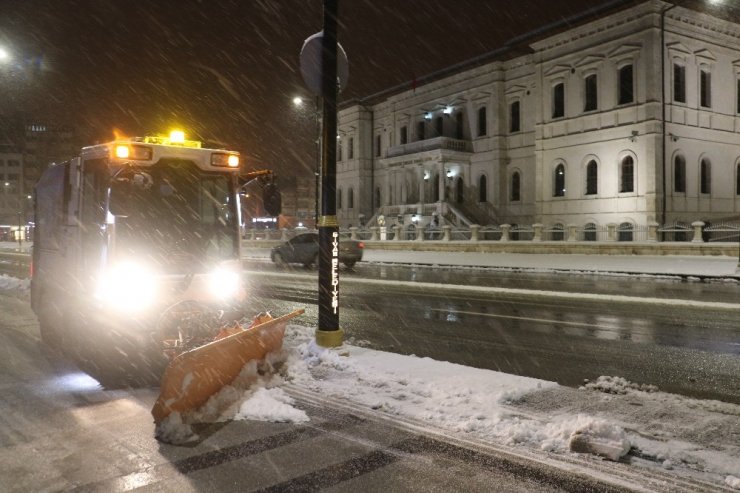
[96,261,158,311]
[208,267,241,299]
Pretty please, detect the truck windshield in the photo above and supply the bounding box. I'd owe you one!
[110,158,239,273]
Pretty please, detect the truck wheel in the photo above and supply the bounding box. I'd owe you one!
[37,295,64,348]
[343,260,356,268]
[64,308,165,389]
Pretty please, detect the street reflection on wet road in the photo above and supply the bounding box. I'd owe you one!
[246,262,740,404]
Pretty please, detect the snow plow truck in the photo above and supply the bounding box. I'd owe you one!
[31,132,302,420]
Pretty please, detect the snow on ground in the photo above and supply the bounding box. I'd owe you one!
[0,274,29,295]
[155,323,740,490]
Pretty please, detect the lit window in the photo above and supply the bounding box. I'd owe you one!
[554,164,566,197]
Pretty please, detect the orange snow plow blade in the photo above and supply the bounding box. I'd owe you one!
[151,309,304,424]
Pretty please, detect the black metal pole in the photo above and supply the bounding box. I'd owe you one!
[315,0,342,347]
[314,96,321,228]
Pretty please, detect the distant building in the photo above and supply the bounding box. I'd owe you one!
[0,115,79,231]
[336,0,740,236]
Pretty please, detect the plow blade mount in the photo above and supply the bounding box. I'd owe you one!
[152,309,304,423]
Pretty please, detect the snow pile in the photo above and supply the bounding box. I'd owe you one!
[155,412,199,444]
[155,345,306,445]
[235,387,309,424]
[568,419,631,461]
[279,325,633,459]
[581,375,658,394]
[156,324,633,461]
[726,475,740,490]
[0,274,29,295]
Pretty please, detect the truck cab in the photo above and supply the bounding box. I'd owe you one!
[31,132,250,384]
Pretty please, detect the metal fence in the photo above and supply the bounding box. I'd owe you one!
[245,220,740,244]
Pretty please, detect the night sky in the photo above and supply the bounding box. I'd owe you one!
[0,0,730,178]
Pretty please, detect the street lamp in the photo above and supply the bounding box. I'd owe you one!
[292,95,321,228]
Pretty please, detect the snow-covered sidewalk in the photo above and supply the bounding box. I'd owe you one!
[156,322,740,491]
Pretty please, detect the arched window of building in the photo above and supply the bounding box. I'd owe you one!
[674,155,686,193]
[433,174,440,202]
[478,175,487,202]
[551,223,565,241]
[620,156,634,193]
[511,172,521,202]
[388,185,393,205]
[618,222,633,242]
[554,163,566,197]
[585,160,598,195]
[700,158,711,194]
[456,177,464,204]
[348,187,354,209]
[337,188,343,209]
[584,223,597,241]
[375,187,381,208]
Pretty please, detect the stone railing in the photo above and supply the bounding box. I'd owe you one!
[244,221,740,244]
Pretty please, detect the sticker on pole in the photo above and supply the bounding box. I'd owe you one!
[300,31,349,97]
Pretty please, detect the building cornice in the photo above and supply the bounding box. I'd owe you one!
[666,5,740,43]
[530,1,667,53]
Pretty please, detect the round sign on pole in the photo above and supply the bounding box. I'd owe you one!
[300,31,349,97]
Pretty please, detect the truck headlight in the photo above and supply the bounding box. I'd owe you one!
[208,267,241,299]
[96,261,158,311]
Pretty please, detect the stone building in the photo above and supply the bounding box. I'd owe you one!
[335,0,740,236]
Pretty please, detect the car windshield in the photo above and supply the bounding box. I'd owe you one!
[110,158,238,272]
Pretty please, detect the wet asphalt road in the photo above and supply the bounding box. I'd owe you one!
[245,262,740,404]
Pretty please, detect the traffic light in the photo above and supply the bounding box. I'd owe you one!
[263,182,281,217]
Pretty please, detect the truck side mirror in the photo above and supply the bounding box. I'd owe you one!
[263,183,281,217]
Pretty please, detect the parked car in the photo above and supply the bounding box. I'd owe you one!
[270,233,364,268]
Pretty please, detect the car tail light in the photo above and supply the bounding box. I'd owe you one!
[358,241,365,249]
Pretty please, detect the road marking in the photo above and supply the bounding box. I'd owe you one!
[430,308,619,329]
[245,270,740,311]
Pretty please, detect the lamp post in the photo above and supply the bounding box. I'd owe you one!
[292,96,321,228]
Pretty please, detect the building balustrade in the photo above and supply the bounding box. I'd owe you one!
[244,220,740,244]
[386,136,472,158]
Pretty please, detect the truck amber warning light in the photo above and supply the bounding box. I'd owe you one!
[114,144,153,161]
[211,153,240,168]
